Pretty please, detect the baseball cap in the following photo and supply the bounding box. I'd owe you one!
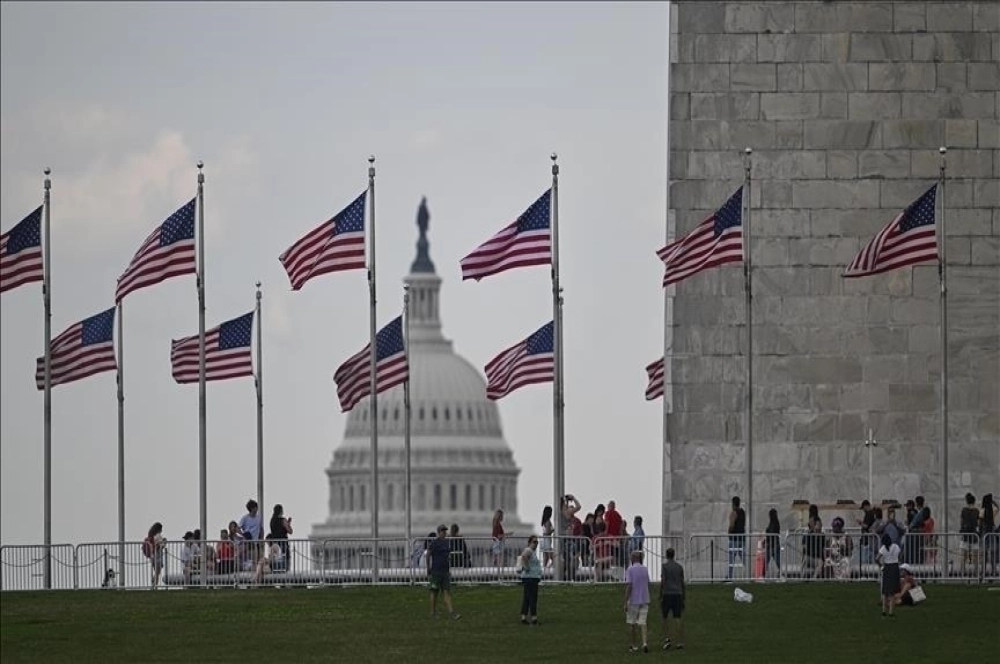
[900,563,913,573]
[437,524,448,533]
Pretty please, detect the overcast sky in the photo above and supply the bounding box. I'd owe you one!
[1,1,669,546]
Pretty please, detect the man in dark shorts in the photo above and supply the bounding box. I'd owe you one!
[659,548,686,650]
[427,524,460,620]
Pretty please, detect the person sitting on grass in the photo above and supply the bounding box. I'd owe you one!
[892,564,925,607]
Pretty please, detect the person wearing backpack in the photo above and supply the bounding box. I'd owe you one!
[143,522,165,588]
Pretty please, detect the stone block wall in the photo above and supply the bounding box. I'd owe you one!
[666,1,999,536]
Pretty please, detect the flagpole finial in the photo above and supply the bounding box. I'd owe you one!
[368,155,375,165]
[44,167,51,189]
[197,160,204,184]
[44,167,51,176]
[551,152,558,176]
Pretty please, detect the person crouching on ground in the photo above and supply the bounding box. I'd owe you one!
[519,535,542,625]
[427,525,460,620]
[893,564,924,607]
[624,549,651,653]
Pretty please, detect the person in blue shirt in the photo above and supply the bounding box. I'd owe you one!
[426,524,460,620]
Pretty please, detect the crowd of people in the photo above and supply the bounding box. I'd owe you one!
[141,499,294,587]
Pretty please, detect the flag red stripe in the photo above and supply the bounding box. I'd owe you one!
[334,352,409,412]
[659,221,743,287]
[460,225,551,281]
[0,243,43,293]
[279,218,366,290]
[33,321,116,390]
[645,358,664,401]
[170,328,253,384]
[115,226,196,302]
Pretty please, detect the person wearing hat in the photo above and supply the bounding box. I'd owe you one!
[426,525,460,620]
[893,564,925,607]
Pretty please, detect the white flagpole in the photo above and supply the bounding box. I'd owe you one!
[42,168,52,589]
[367,155,380,583]
[255,282,264,512]
[403,285,412,570]
[550,153,565,581]
[196,161,207,585]
[116,302,125,587]
[938,146,949,536]
[743,147,754,536]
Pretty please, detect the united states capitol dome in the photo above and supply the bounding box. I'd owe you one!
[311,198,531,541]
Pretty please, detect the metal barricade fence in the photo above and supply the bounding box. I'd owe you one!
[1,544,77,591]
[75,542,149,589]
[981,532,999,581]
[0,532,992,590]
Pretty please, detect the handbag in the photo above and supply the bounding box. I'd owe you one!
[909,585,926,603]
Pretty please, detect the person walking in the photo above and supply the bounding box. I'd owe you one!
[427,525,460,620]
[519,535,542,625]
[659,547,686,651]
[624,550,651,653]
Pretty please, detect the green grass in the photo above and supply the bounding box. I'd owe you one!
[1,583,995,663]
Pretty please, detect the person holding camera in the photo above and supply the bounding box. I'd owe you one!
[270,504,293,562]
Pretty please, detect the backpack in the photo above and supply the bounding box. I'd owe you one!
[142,536,154,559]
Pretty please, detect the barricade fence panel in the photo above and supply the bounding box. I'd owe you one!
[1,544,77,591]
[0,532,991,591]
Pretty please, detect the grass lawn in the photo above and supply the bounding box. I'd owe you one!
[1,582,995,663]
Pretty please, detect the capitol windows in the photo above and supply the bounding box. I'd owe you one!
[360,485,367,511]
[394,408,399,421]
[456,407,462,421]
[432,407,438,420]
[387,483,395,511]
[467,407,473,421]
[419,407,425,421]
[339,486,345,511]
[449,484,457,510]
[490,485,497,509]
[444,407,450,421]
[433,484,442,510]
[417,484,426,510]
[349,486,355,512]
[464,484,471,511]
[382,408,388,421]
[478,485,485,511]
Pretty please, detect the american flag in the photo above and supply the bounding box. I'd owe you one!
[116,199,197,302]
[279,191,367,290]
[645,358,664,401]
[34,307,117,390]
[658,187,743,286]
[460,189,551,281]
[170,311,254,384]
[1,206,44,294]
[334,316,408,412]
[485,321,554,400]
[843,185,938,278]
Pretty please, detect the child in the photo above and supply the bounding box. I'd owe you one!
[876,533,901,617]
[624,549,651,653]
